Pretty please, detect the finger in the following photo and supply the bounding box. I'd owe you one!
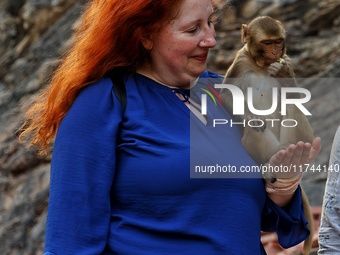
[309,137,322,161]
[299,142,312,165]
[280,144,296,166]
[269,149,286,165]
[289,141,305,165]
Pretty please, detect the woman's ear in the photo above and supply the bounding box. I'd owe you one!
[141,35,153,50]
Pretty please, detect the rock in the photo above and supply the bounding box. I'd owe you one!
[1,0,340,253]
[0,1,85,253]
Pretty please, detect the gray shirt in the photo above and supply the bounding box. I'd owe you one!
[319,126,340,254]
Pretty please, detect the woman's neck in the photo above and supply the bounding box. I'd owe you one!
[136,65,192,89]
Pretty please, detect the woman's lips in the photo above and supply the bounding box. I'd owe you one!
[193,53,208,62]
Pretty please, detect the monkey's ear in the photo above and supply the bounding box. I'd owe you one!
[241,24,249,44]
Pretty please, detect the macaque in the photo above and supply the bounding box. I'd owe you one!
[220,16,314,255]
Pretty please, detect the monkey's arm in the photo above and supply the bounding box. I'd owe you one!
[267,55,299,90]
[221,73,273,126]
[268,55,296,79]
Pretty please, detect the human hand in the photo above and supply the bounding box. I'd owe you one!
[268,137,321,179]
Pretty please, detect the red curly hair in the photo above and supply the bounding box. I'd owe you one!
[19,0,184,154]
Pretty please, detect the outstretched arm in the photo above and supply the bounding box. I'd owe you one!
[266,137,321,206]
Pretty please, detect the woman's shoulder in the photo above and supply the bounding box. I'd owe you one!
[77,77,113,101]
[68,76,119,117]
[200,70,224,80]
[58,76,123,132]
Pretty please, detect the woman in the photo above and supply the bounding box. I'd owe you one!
[20,0,321,254]
[318,126,340,254]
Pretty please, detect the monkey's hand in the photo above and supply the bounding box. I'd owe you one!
[268,56,295,78]
[245,114,267,132]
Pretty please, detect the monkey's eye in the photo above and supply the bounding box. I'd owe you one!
[262,40,272,45]
[275,39,283,44]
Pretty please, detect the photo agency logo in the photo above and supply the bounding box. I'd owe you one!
[201,83,312,128]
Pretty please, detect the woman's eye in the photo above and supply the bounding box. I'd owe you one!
[208,20,215,27]
[187,27,198,33]
[208,15,217,27]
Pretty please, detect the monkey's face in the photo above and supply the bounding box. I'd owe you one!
[244,16,287,67]
[259,38,285,64]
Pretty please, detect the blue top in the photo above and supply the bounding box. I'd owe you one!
[44,71,309,255]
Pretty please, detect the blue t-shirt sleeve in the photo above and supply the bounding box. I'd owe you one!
[44,78,123,254]
[261,186,310,248]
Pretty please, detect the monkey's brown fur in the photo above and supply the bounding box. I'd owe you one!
[221,16,314,255]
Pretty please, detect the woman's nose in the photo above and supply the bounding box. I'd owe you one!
[199,26,216,48]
